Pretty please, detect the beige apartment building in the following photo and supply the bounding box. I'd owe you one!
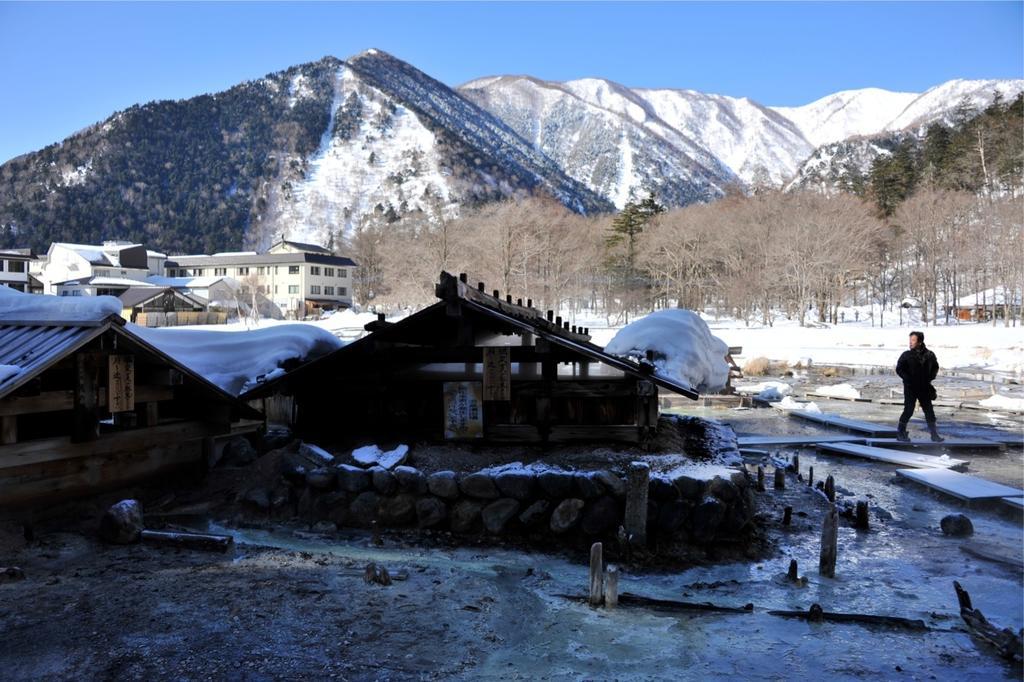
[164,240,356,318]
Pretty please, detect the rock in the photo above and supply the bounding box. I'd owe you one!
[327,503,349,526]
[416,497,447,528]
[312,520,337,533]
[494,471,536,500]
[305,467,337,491]
[242,487,271,511]
[581,496,620,535]
[646,499,660,529]
[0,567,25,583]
[537,471,576,498]
[940,514,974,537]
[297,488,313,517]
[378,494,417,526]
[99,499,144,544]
[519,500,551,528]
[673,475,705,502]
[550,499,585,534]
[258,425,293,452]
[707,476,739,503]
[575,473,603,500]
[427,471,460,499]
[347,492,380,528]
[459,472,499,499]
[482,498,521,534]
[269,485,290,510]
[691,496,726,543]
[377,444,410,470]
[394,466,427,494]
[656,500,691,534]
[352,444,382,467]
[337,464,372,493]
[221,437,258,467]
[299,442,335,465]
[450,500,483,534]
[730,470,750,490]
[279,452,308,485]
[593,470,626,498]
[649,476,679,501]
[371,467,398,495]
[722,495,753,534]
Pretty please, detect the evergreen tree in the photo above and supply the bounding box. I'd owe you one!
[605,191,664,317]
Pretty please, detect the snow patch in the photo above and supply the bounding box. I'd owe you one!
[979,394,1024,413]
[0,364,22,384]
[814,383,861,400]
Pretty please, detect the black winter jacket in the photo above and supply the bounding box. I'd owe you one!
[896,345,939,394]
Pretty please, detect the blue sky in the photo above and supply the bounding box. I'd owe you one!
[0,1,1021,163]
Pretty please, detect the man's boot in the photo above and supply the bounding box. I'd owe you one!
[896,421,911,442]
[927,421,944,443]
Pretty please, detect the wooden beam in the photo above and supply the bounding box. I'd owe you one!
[73,353,99,443]
[0,385,176,417]
[1,416,15,445]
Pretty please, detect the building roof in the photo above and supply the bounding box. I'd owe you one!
[51,242,146,268]
[119,287,207,310]
[146,275,238,290]
[166,252,357,268]
[271,239,333,255]
[0,249,34,260]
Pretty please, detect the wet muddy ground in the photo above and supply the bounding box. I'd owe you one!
[1,373,1021,680]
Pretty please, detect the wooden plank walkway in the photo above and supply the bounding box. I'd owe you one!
[817,442,968,470]
[965,432,1024,448]
[737,435,866,447]
[788,410,899,437]
[805,391,871,403]
[864,438,1005,451]
[895,468,1024,501]
[876,397,962,408]
[1003,497,1024,511]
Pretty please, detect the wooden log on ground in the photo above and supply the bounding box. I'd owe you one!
[768,604,928,630]
[954,581,1024,662]
[624,462,650,545]
[774,467,785,490]
[589,542,604,606]
[605,565,619,608]
[559,592,752,614]
[819,504,838,578]
[783,506,792,526]
[855,500,870,530]
[139,529,233,552]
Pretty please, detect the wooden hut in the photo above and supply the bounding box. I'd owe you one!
[245,272,700,445]
[0,308,259,507]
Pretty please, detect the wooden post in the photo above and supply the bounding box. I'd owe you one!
[819,504,838,578]
[824,475,835,502]
[774,467,785,490]
[855,500,869,530]
[783,506,792,526]
[624,462,650,545]
[589,542,603,606]
[1,415,16,445]
[787,559,798,582]
[807,466,814,487]
[791,454,800,472]
[605,564,619,608]
[72,353,99,443]
[756,465,765,492]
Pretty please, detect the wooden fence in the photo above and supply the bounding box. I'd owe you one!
[135,311,229,327]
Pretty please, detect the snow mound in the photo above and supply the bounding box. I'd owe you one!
[604,309,730,393]
[771,396,822,413]
[979,394,1024,413]
[815,383,861,400]
[735,381,792,401]
[0,285,122,322]
[129,323,343,396]
[0,364,22,384]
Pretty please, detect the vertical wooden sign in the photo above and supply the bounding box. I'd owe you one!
[482,346,511,401]
[443,381,483,439]
[108,354,135,413]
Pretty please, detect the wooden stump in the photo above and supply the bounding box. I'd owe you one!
[589,542,604,606]
[791,454,800,472]
[819,504,838,578]
[783,506,792,526]
[808,466,814,487]
[624,462,650,545]
[605,565,619,609]
[774,467,785,490]
[756,466,765,492]
[787,559,799,582]
[824,475,835,502]
[855,500,870,530]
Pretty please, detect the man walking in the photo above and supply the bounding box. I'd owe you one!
[895,330,943,442]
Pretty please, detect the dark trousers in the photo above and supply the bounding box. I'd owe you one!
[900,388,936,424]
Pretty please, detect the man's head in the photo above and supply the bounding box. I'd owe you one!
[909,331,924,349]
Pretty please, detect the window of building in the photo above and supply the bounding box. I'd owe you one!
[60,290,69,296]
[257,266,265,275]
[338,269,347,278]
[339,287,347,296]
[325,286,334,295]
[214,267,227,276]
[310,266,321,276]
[288,266,300,274]
[71,290,82,296]
[288,285,299,294]
[325,267,334,277]
[192,268,204,276]
[8,260,25,273]
[0,260,5,271]
[237,267,249,276]
[310,285,321,295]
[274,266,279,274]
[274,285,278,294]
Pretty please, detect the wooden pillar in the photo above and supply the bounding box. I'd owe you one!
[624,462,650,545]
[1,415,16,445]
[605,565,619,608]
[774,467,785,490]
[72,353,99,443]
[855,500,870,530]
[589,542,603,606]
[819,504,838,578]
[824,475,835,502]
[756,465,765,492]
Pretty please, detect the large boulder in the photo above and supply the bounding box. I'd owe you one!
[427,471,460,500]
[450,500,483,534]
[518,500,551,528]
[940,514,974,537]
[347,492,380,527]
[416,498,447,529]
[673,475,705,502]
[99,500,144,544]
[337,464,372,493]
[459,472,499,499]
[537,471,576,499]
[378,494,417,526]
[258,425,293,452]
[593,470,626,498]
[221,437,258,467]
[394,466,427,494]
[371,467,398,496]
[649,476,680,501]
[305,467,337,491]
[242,487,271,511]
[575,473,603,500]
[482,499,521,534]
[656,500,691,534]
[494,471,536,500]
[581,496,620,536]
[550,499,585,534]
[707,476,739,503]
[691,496,726,543]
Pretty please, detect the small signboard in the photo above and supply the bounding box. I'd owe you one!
[108,354,135,413]
[443,381,483,439]
[482,346,511,401]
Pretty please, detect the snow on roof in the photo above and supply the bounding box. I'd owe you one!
[146,250,167,258]
[146,275,237,289]
[211,251,259,257]
[129,322,345,396]
[956,286,1022,307]
[604,309,730,393]
[0,285,122,322]
[88,276,157,288]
